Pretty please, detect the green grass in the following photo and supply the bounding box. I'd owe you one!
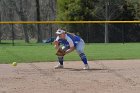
[0,42,140,64]
[86,43,140,60]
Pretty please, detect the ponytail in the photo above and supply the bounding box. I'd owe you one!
[66,32,75,36]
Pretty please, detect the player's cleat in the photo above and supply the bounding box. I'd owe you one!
[54,64,64,69]
[83,64,90,70]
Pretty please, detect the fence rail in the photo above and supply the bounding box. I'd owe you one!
[0,21,140,24]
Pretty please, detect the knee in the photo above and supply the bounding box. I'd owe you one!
[79,53,85,57]
[76,49,84,54]
[77,50,82,54]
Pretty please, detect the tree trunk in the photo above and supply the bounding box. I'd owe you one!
[35,0,42,43]
[0,13,1,43]
[19,0,29,43]
[105,0,109,43]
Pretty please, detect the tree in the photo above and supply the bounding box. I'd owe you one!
[57,0,95,21]
[57,0,140,43]
[35,0,42,43]
[0,13,1,43]
[57,0,97,42]
[0,0,57,43]
[2,0,31,43]
[0,0,1,43]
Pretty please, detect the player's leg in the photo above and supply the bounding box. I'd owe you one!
[54,45,70,69]
[54,56,64,69]
[76,39,89,69]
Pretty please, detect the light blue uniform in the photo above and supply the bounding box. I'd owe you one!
[56,33,85,54]
[55,33,88,65]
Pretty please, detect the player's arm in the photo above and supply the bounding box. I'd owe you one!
[65,36,75,54]
[53,36,60,49]
[65,47,75,54]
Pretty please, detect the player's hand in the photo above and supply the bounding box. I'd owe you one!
[55,47,66,56]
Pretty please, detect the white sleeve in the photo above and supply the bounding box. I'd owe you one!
[66,35,74,47]
[55,36,60,41]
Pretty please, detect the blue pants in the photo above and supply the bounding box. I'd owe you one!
[75,39,88,64]
[75,39,85,54]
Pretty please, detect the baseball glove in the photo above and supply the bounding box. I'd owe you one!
[56,47,66,56]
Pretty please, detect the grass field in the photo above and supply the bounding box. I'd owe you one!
[0,42,140,64]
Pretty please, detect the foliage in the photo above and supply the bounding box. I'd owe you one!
[0,0,56,43]
[57,0,132,21]
[57,0,140,43]
[57,0,95,21]
[0,0,140,43]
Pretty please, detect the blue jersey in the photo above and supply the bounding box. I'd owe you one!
[58,39,69,46]
[67,33,81,47]
[55,33,81,47]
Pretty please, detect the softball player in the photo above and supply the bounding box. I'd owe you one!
[54,28,90,70]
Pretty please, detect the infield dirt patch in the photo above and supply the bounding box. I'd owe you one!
[0,60,140,93]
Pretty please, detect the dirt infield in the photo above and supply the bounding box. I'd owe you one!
[0,60,140,93]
